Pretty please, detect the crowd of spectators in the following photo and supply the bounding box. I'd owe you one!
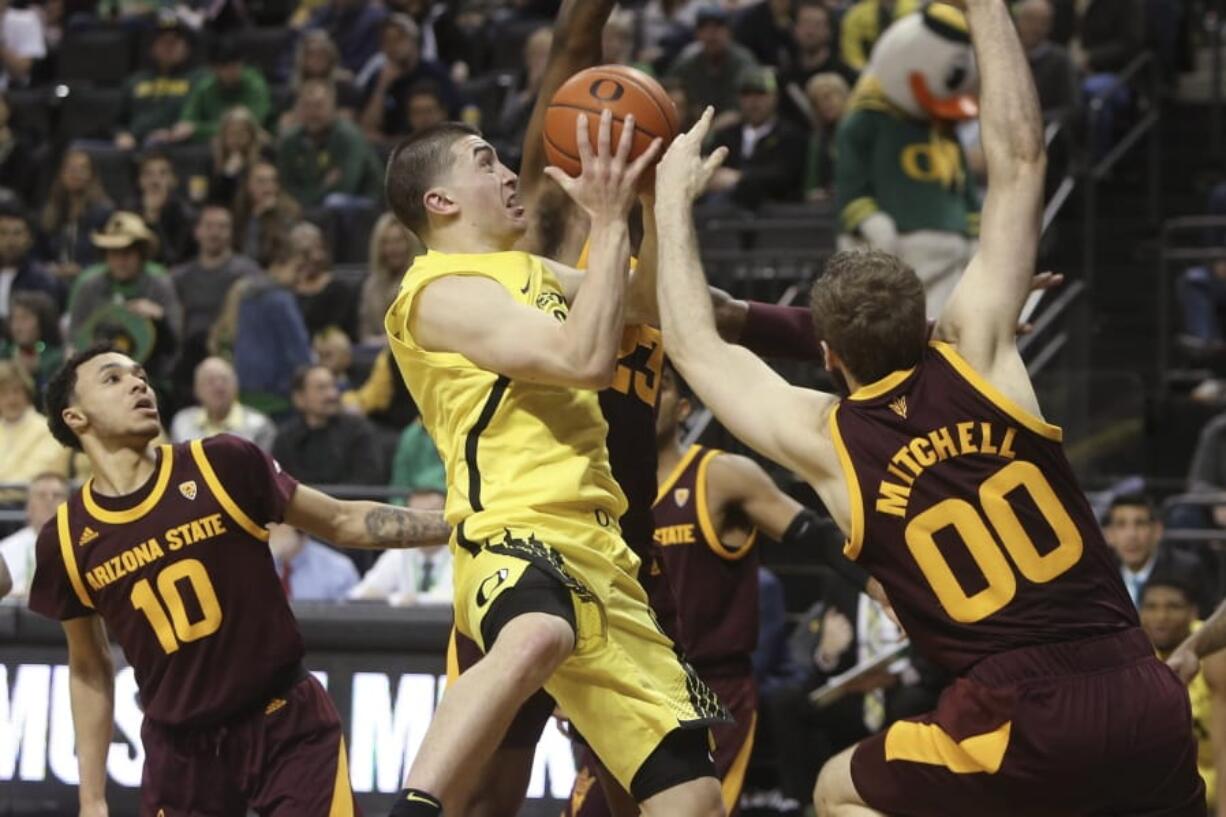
[0,0,1220,811]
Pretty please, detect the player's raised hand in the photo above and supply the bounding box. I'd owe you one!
[655,106,729,204]
[544,109,663,222]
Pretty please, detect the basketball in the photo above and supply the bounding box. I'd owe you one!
[543,64,681,179]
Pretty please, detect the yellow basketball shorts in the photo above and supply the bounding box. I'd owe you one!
[450,513,728,790]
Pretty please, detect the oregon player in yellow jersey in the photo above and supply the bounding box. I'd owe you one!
[382,102,730,815]
[1141,576,1226,811]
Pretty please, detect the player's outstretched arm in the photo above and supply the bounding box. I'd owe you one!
[63,615,114,817]
[417,112,658,389]
[285,486,452,550]
[934,0,1046,395]
[655,109,837,484]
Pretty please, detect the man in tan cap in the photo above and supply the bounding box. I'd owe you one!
[67,211,183,377]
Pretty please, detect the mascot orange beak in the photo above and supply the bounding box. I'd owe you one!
[909,72,979,121]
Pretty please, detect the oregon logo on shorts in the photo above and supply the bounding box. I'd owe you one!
[476,568,510,607]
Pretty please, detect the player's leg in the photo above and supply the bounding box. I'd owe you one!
[812,747,883,817]
[397,559,579,811]
[240,673,361,817]
[545,563,727,817]
[445,628,556,816]
[564,742,638,817]
[139,717,248,817]
[705,677,758,817]
[404,610,574,806]
[458,690,556,815]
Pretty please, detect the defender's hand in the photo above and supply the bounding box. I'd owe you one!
[544,109,663,222]
[655,107,729,204]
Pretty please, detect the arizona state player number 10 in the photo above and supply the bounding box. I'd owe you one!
[906,460,1084,624]
[130,558,224,654]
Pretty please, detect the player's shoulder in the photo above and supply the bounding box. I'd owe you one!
[195,433,268,470]
[704,450,775,493]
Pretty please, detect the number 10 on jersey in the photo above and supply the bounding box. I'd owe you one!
[130,558,224,653]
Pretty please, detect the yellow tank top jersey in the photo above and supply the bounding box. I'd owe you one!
[385,249,628,544]
[1162,621,1216,807]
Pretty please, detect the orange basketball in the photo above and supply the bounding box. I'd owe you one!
[543,65,680,180]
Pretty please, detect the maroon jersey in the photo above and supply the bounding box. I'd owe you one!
[831,341,1136,674]
[599,324,665,562]
[28,435,304,727]
[651,444,760,671]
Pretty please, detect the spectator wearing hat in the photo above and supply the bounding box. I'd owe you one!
[357,13,461,144]
[0,201,60,319]
[839,0,920,72]
[349,421,451,605]
[0,360,70,498]
[170,356,276,451]
[708,66,808,209]
[666,5,759,131]
[115,19,200,151]
[67,211,183,380]
[172,38,271,143]
[278,80,383,209]
[307,0,388,75]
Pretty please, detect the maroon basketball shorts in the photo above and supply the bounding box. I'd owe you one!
[449,628,556,748]
[139,670,359,817]
[565,671,758,817]
[851,628,1205,817]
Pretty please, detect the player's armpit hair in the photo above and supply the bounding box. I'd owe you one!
[783,509,870,592]
[362,506,452,548]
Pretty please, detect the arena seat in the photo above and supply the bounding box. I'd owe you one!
[57,27,133,86]
[233,27,293,83]
[73,143,135,203]
[58,87,124,143]
[8,88,52,140]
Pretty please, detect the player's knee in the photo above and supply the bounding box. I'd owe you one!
[496,613,575,683]
[813,749,855,817]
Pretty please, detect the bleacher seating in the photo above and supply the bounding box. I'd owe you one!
[233,26,294,83]
[56,27,133,86]
[58,86,124,143]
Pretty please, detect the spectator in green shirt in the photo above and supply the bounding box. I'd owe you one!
[172,39,271,144]
[276,79,382,208]
[115,19,198,150]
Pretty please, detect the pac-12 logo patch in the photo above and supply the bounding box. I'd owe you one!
[674,488,690,507]
[476,568,510,607]
[179,480,198,500]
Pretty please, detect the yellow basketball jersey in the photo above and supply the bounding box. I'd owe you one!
[1162,622,1216,807]
[385,249,628,544]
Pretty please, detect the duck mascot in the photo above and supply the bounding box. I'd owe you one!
[835,3,980,315]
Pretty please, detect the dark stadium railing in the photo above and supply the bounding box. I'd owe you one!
[1082,51,1163,289]
[1156,215,1226,390]
[1163,491,1226,602]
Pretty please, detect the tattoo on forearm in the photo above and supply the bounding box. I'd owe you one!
[363,506,451,547]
